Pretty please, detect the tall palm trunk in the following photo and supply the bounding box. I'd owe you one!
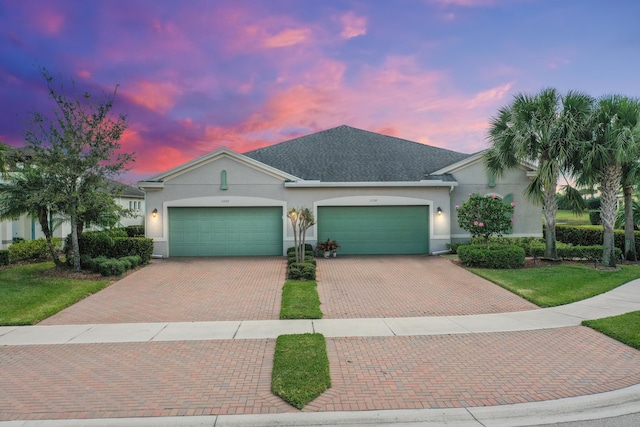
[623,184,637,261]
[600,166,623,267]
[542,187,558,260]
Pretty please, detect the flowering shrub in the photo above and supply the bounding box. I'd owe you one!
[456,194,514,247]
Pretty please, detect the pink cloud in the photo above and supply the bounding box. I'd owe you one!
[126,81,181,114]
[28,9,65,35]
[263,28,312,48]
[339,12,367,39]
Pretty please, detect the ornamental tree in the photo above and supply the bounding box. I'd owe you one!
[456,194,514,248]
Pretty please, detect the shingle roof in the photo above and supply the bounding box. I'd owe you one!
[243,125,472,182]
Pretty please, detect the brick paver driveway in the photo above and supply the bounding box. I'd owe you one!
[3,255,640,421]
[317,255,537,318]
[41,257,287,324]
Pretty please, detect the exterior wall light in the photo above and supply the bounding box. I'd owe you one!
[437,207,442,216]
[152,208,158,218]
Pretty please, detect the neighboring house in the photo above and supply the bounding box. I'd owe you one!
[0,179,144,250]
[139,125,542,258]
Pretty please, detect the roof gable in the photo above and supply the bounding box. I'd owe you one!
[138,147,300,189]
[244,125,472,182]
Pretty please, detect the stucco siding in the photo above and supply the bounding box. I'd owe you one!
[449,160,542,242]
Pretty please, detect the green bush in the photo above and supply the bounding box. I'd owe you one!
[124,225,145,237]
[458,244,525,269]
[287,255,316,267]
[121,255,141,268]
[554,225,640,257]
[0,250,9,266]
[446,242,465,254]
[286,245,313,256]
[74,232,153,264]
[589,210,602,225]
[288,262,316,280]
[8,238,58,262]
[113,238,153,264]
[470,236,543,256]
[587,197,601,210]
[98,259,126,276]
[530,242,621,260]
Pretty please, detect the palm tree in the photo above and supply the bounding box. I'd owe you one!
[0,142,7,178]
[485,88,593,260]
[0,166,63,265]
[576,95,640,267]
[620,158,640,260]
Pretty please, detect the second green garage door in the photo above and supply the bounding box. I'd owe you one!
[169,207,282,256]
[317,206,429,255]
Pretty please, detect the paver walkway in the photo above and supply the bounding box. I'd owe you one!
[2,256,640,423]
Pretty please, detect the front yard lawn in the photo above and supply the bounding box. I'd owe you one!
[0,262,111,325]
[469,264,640,307]
[583,312,640,350]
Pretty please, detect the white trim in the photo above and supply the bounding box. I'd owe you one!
[285,180,458,188]
[431,151,485,175]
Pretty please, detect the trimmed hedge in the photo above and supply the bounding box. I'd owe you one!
[71,232,153,264]
[123,225,145,237]
[288,262,317,280]
[555,225,640,256]
[286,245,313,256]
[0,250,9,266]
[458,244,525,269]
[529,242,621,260]
[470,236,543,256]
[588,210,602,225]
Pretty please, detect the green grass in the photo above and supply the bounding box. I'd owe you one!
[583,311,640,350]
[280,280,322,319]
[272,333,331,409]
[553,210,591,226]
[0,262,110,325]
[469,264,640,307]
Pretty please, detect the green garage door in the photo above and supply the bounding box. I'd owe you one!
[317,206,429,255]
[169,207,282,256]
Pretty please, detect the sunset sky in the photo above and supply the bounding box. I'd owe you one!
[1,0,639,184]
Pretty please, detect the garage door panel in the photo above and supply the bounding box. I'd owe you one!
[317,206,429,255]
[169,207,282,256]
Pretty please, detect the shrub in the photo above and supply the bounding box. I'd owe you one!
[456,194,514,244]
[470,236,544,256]
[530,242,622,260]
[121,255,141,268]
[587,197,601,210]
[124,225,145,237]
[8,238,58,262]
[589,210,602,225]
[554,225,640,257]
[288,262,316,280]
[446,242,465,254]
[98,259,126,276]
[288,255,316,267]
[0,250,9,266]
[113,238,153,264]
[458,244,525,269]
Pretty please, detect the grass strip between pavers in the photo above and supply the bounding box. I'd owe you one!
[272,333,331,409]
[583,311,640,350]
[469,264,640,307]
[0,262,110,325]
[280,280,322,319]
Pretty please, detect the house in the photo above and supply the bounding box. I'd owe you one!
[138,125,542,257]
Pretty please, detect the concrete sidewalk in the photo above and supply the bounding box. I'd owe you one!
[2,278,639,346]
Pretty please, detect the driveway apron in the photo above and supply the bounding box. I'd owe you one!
[40,257,287,324]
